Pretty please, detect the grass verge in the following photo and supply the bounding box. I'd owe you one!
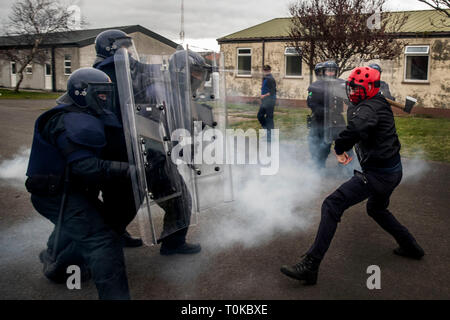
[227,103,450,163]
[0,88,61,100]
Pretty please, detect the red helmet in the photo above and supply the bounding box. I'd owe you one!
[346,67,380,104]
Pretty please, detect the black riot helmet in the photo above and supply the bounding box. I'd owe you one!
[58,68,115,115]
[169,49,212,93]
[369,63,382,74]
[95,29,134,58]
[314,62,324,78]
[322,60,339,79]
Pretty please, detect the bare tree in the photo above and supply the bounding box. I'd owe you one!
[418,0,450,17]
[418,0,450,27]
[288,0,408,83]
[0,0,82,92]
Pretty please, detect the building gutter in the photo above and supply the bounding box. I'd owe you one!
[217,32,450,44]
[51,46,56,92]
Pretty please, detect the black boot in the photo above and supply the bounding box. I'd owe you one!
[39,250,91,283]
[160,242,202,255]
[121,231,143,248]
[280,254,321,285]
[394,239,425,260]
[39,250,66,284]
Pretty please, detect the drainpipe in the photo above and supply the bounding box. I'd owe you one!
[262,38,265,71]
[51,46,56,92]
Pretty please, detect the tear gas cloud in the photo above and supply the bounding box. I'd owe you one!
[199,130,325,251]
[401,150,431,183]
[196,136,431,252]
[0,148,30,189]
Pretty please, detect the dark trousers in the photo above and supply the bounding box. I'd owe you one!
[145,156,193,247]
[102,178,137,235]
[307,166,417,260]
[100,150,192,248]
[308,123,331,169]
[31,191,130,300]
[257,97,276,142]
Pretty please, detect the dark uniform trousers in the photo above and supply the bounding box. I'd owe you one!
[257,96,276,142]
[31,191,130,300]
[307,164,416,260]
[307,118,331,169]
[101,165,192,248]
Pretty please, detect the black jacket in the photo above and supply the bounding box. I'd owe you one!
[334,94,401,169]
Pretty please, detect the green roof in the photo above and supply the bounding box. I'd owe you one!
[0,25,178,49]
[218,9,450,42]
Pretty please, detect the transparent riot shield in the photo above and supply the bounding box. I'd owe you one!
[323,78,348,144]
[114,48,196,246]
[186,50,234,211]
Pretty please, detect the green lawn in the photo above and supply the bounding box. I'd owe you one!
[0,88,61,100]
[227,103,450,163]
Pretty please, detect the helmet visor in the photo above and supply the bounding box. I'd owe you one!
[324,67,337,78]
[85,82,116,114]
[345,80,367,105]
[114,36,139,61]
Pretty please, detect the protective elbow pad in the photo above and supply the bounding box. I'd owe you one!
[109,161,130,178]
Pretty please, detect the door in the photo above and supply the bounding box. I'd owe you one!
[44,63,52,90]
[10,62,16,88]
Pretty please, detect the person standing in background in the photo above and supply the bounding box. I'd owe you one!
[257,65,277,143]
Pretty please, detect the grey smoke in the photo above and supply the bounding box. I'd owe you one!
[0,147,30,189]
[199,137,324,250]
[401,151,431,183]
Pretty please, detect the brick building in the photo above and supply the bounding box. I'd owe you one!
[217,10,450,109]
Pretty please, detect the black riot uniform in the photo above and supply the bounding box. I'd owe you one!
[93,30,200,254]
[379,80,395,101]
[281,66,424,285]
[26,68,130,299]
[306,69,346,168]
[369,63,395,101]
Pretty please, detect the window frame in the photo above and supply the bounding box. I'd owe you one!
[403,45,430,83]
[236,48,252,77]
[284,47,303,78]
[25,63,33,75]
[64,55,72,75]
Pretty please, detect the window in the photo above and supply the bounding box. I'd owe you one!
[285,47,302,77]
[45,63,52,76]
[11,62,16,75]
[237,48,252,76]
[64,55,72,75]
[404,45,429,82]
[25,64,33,74]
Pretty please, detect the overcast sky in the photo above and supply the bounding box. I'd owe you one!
[0,0,434,51]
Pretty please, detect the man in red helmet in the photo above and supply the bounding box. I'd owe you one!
[280,66,424,285]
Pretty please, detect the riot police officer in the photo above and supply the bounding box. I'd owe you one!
[93,30,201,255]
[281,66,424,285]
[257,65,277,142]
[369,63,395,101]
[306,60,345,169]
[26,68,131,299]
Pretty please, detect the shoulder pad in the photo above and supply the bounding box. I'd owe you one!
[308,80,325,92]
[63,112,106,148]
[95,56,115,70]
